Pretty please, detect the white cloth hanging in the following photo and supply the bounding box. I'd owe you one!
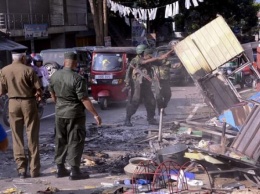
[132,8,139,19]
[174,1,179,15]
[118,4,124,16]
[110,1,118,13]
[192,0,199,7]
[138,9,146,20]
[148,8,157,20]
[165,4,173,18]
[125,7,131,16]
[185,0,192,9]
[198,0,204,2]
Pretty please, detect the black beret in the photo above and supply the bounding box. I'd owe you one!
[64,51,77,60]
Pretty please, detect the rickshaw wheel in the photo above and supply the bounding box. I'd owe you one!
[99,97,108,110]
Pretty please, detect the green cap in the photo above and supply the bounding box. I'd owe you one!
[64,51,77,60]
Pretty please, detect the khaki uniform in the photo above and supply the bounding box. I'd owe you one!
[49,67,88,167]
[0,61,41,176]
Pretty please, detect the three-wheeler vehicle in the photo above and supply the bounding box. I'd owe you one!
[90,47,136,110]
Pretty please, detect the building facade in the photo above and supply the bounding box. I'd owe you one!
[0,0,95,53]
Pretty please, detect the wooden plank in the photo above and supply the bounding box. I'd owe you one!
[192,27,220,70]
[231,106,260,160]
[210,19,233,60]
[201,77,234,112]
[175,37,209,78]
[232,107,259,148]
[184,37,209,74]
[180,123,235,139]
[205,22,227,66]
[175,39,200,75]
[216,17,243,56]
[191,29,217,69]
[175,16,244,79]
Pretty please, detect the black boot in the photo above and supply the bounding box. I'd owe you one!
[69,166,90,180]
[56,164,70,178]
[124,117,133,127]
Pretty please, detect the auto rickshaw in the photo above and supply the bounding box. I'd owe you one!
[90,47,136,110]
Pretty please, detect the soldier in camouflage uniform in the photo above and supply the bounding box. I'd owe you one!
[124,45,172,127]
[153,51,172,116]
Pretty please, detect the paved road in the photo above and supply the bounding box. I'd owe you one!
[0,85,215,194]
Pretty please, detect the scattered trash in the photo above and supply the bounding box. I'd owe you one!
[222,182,245,190]
[37,186,59,194]
[102,186,124,194]
[187,179,203,186]
[2,188,17,194]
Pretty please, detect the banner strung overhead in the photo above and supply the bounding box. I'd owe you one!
[107,0,205,21]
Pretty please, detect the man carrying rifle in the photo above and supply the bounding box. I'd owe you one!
[124,44,173,127]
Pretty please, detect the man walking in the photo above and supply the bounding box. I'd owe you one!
[49,51,102,180]
[0,53,42,178]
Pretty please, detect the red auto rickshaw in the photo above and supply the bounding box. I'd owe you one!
[90,47,136,110]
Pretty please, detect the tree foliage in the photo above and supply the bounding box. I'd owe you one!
[113,0,259,34]
[89,0,260,45]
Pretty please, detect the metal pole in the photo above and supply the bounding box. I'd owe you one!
[158,108,163,142]
[221,121,226,154]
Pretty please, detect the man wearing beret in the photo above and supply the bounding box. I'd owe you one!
[49,51,102,180]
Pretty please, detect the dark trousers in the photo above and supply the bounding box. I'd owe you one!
[9,98,40,175]
[126,79,156,121]
[156,79,171,110]
[55,116,86,167]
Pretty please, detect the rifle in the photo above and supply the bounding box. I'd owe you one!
[129,63,152,83]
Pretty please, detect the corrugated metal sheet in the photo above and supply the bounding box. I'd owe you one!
[231,106,260,163]
[0,37,27,51]
[197,73,241,114]
[175,16,244,79]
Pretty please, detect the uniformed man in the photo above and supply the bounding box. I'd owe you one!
[153,51,172,116]
[0,53,42,179]
[49,51,102,180]
[124,45,172,127]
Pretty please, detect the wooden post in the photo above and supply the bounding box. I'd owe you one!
[221,121,227,154]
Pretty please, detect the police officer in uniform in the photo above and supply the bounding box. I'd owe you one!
[49,52,101,180]
[124,45,171,127]
[0,53,42,179]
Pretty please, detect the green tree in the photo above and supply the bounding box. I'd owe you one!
[89,0,260,45]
